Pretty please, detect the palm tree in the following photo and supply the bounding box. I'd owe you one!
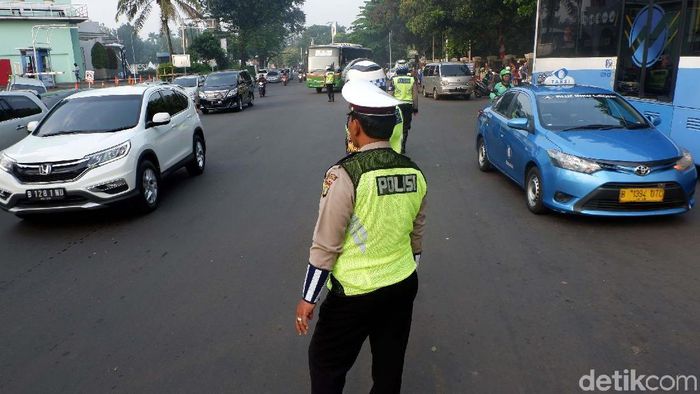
[116,0,202,56]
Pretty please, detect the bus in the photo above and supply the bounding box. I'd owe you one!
[306,43,372,92]
[532,0,700,164]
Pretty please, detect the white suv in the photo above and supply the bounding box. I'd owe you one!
[0,85,206,218]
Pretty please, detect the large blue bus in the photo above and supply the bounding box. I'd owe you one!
[533,0,700,164]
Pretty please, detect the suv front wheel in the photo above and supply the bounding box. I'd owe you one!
[136,160,160,213]
[186,135,206,176]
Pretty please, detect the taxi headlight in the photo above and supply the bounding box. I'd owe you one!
[85,141,131,169]
[548,150,601,174]
[0,153,15,173]
[674,150,693,171]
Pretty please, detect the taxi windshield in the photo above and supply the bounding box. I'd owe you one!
[536,93,650,131]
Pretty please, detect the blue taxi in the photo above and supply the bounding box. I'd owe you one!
[476,83,697,216]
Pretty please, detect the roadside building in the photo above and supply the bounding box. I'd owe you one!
[0,0,88,87]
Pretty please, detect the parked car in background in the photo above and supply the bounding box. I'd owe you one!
[198,70,254,114]
[422,62,474,100]
[266,70,281,83]
[6,76,48,98]
[0,85,206,218]
[0,91,48,150]
[256,68,268,79]
[173,75,202,106]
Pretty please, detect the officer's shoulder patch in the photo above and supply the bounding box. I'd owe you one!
[321,172,338,197]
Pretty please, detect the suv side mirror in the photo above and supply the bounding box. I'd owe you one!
[27,121,39,133]
[507,117,532,132]
[148,112,171,128]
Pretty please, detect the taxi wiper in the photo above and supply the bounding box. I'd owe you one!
[624,123,650,130]
[559,124,619,132]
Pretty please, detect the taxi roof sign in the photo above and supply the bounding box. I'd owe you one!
[538,68,576,86]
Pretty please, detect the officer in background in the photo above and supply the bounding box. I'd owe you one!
[296,80,428,394]
[489,68,512,101]
[391,66,418,153]
[325,66,336,102]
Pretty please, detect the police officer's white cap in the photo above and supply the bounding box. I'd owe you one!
[342,80,401,114]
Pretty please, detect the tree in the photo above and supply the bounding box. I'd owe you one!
[208,0,305,65]
[91,42,108,69]
[116,0,202,56]
[189,31,228,68]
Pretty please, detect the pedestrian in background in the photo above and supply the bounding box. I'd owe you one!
[73,63,81,83]
[392,66,418,154]
[296,79,427,394]
[519,61,529,84]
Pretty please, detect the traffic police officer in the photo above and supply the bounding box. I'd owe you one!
[296,80,428,394]
[325,66,336,102]
[391,66,418,153]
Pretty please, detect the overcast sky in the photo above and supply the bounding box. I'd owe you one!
[83,0,365,37]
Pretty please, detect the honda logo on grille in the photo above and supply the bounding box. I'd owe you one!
[39,164,53,175]
[634,165,651,176]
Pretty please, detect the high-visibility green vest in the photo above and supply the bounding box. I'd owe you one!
[330,148,427,296]
[325,72,336,84]
[389,106,404,153]
[392,76,415,102]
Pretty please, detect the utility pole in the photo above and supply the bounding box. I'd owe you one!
[389,30,392,66]
[432,34,435,61]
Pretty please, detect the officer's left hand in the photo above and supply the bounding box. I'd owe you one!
[296,300,316,335]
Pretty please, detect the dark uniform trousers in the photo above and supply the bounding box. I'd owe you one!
[309,271,418,394]
[327,84,335,101]
[397,103,414,154]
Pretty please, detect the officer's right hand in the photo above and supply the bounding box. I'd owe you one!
[296,300,316,336]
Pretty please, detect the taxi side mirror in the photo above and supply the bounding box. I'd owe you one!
[507,117,532,132]
[645,114,661,126]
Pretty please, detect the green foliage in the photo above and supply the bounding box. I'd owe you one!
[207,0,305,65]
[91,42,108,69]
[116,0,202,56]
[188,31,228,68]
[106,48,119,70]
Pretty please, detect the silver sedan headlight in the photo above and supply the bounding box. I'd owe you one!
[85,141,131,169]
[548,149,602,174]
[0,153,15,173]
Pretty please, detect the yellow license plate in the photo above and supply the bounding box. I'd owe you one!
[619,188,665,203]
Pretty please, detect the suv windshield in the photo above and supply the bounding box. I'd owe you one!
[173,77,197,88]
[204,73,237,88]
[536,93,650,131]
[440,64,472,76]
[267,71,279,76]
[36,95,142,136]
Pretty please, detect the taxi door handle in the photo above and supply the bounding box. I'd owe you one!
[16,124,25,130]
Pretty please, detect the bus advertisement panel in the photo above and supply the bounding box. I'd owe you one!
[533,0,700,165]
[306,44,372,92]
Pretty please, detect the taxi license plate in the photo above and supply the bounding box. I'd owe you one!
[26,188,66,201]
[619,188,664,203]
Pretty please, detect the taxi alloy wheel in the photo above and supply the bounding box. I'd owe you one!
[477,138,492,171]
[526,167,547,214]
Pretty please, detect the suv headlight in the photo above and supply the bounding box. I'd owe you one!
[548,149,601,174]
[226,90,238,98]
[674,149,693,171]
[85,141,131,169]
[0,153,15,173]
[198,91,206,99]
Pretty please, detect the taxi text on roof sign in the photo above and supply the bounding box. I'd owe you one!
[538,68,576,86]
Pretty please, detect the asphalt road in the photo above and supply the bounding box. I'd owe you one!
[2,82,699,393]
